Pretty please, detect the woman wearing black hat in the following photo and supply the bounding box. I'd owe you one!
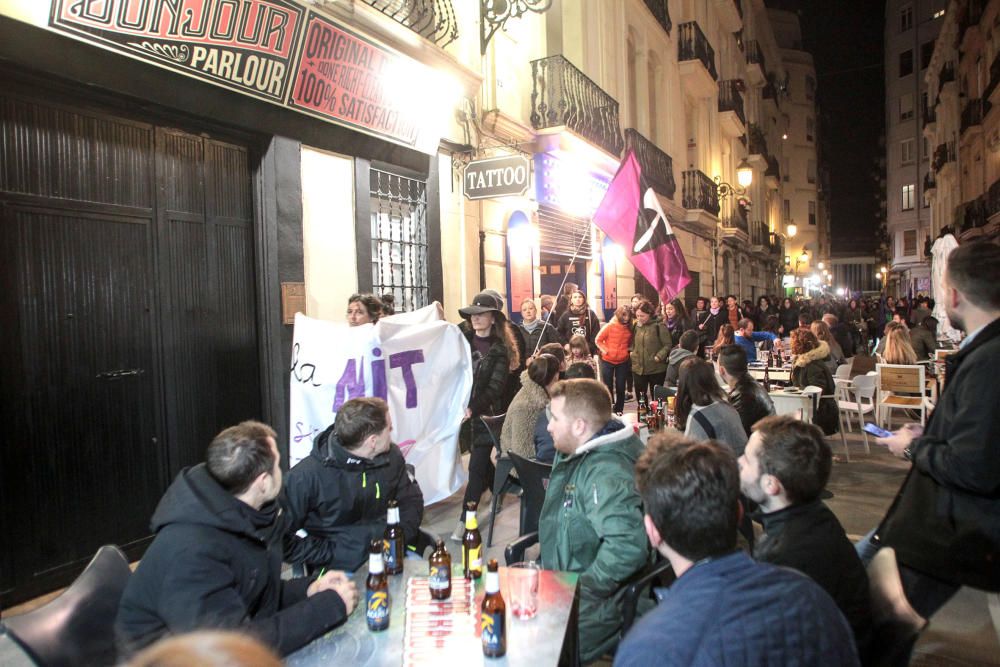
[453,291,521,540]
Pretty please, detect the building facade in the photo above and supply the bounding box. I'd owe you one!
[0,0,822,603]
[886,0,947,298]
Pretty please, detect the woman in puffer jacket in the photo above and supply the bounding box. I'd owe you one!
[499,354,562,461]
[595,305,634,414]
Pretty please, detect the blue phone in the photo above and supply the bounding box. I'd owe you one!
[863,423,893,438]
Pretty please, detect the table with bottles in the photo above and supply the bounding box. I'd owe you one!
[286,558,580,667]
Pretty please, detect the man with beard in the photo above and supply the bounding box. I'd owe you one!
[863,241,1000,620]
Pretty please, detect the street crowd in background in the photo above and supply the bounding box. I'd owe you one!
[97,243,999,667]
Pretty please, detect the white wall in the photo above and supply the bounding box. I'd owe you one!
[301,146,357,321]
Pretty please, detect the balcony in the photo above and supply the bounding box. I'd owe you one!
[530,55,623,157]
[714,0,742,32]
[769,232,784,258]
[745,40,767,86]
[720,214,750,243]
[933,141,956,179]
[624,128,676,200]
[924,172,936,200]
[361,0,458,47]
[747,122,768,168]
[923,104,937,136]
[641,0,671,37]
[955,195,988,239]
[750,220,769,253]
[961,98,985,137]
[762,79,780,111]
[682,169,720,217]
[764,154,780,190]
[718,80,746,137]
[938,62,958,102]
[678,22,718,98]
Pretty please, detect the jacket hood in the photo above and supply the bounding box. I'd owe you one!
[572,418,635,457]
[794,341,830,367]
[150,464,277,541]
[311,424,390,471]
[668,347,695,364]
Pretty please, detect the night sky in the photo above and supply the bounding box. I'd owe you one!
[767,0,886,255]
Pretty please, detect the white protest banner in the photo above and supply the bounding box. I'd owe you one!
[289,305,472,504]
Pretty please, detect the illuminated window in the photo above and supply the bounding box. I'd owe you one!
[901,184,915,211]
[899,93,914,121]
[933,9,945,19]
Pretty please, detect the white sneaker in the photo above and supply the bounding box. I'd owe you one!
[449,520,465,542]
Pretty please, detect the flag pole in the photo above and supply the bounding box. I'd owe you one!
[533,221,595,358]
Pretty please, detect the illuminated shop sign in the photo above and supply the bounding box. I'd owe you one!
[463,155,531,200]
[47,0,446,152]
[534,153,611,218]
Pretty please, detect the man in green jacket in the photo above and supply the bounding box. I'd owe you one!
[539,379,648,663]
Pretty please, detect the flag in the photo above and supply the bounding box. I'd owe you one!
[592,151,692,302]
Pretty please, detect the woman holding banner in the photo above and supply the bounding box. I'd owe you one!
[346,293,383,326]
[453,291,520,540]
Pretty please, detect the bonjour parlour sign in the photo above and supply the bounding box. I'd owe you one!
[47,0,433,151]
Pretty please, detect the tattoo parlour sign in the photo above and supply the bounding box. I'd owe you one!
[47,0,441,151]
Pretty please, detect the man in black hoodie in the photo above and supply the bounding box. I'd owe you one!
[282,397,424,572]
[116,421,358,657]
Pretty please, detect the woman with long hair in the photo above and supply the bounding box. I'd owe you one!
[882,326,918,365]
[631,301,672,402]
[754,296,776,330]
[675,357,748,455]
[662,298,692,344]
[713,324,735,358]
[556,289,601,353]
[346,293,382,326]
[453,291,521,540]
[499,353,561,462]
[811,319,846,372]
[595,305,634,414]
[790,328,839,435]
[778,297,799,335]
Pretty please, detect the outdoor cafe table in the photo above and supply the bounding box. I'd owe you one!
[748,365,792,384]
[287,559,580,667]
[769,388,815,423]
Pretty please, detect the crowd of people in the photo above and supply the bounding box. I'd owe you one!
[106,241,998,666]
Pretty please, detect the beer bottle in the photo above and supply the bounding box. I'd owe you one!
[637,394,648,421]
[480,559,506,658]
[365,539,390,631]
[383,499,404,575]
[763,355,771,388]
[462,501,483,580]
[428,538,452,600]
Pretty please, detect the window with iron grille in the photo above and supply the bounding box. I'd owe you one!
[369,168,429,312]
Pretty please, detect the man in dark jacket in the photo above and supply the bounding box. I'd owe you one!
[665,330,699,387]
[116,421,358,657]
[740,416,872,657]
[909,316,938,361]
[616,435,858,667]
[717,345,774,436]
[871,241,1000,618]
[283,397,424,572]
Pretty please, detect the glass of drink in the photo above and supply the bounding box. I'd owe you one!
[507,561,540,619]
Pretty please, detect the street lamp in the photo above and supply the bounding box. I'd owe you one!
[715,157,754,201]
[786,221,797,238]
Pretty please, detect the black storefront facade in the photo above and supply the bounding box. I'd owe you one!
[0,2,461,605]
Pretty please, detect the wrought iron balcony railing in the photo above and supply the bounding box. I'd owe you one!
[923,104,937,127]
[750,220,769,247]
[361,0,458,47]
[956,195,988,232]
[624,128,676,200]
[746,40,766,74]
[924,172,936,193]
[718,80,746,127]
[940,61,956,85]
[748,122,768,156]
[933,141,956,171]
[722,215,749,234]
[769,232,784,257]
[762,80,780,109]
[678,22,718,81]
[642,0,672,36]
[682,169,720,216]
[530,55,624,157]
[765,154,780,180]
[961,98,984,134]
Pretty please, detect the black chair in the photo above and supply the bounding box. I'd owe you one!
[620,558,675,636]
[508,452,552,538]
[504,531,539,565]
[480,414,520,547]
[3,545,131,667]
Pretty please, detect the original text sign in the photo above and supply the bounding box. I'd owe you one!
[463,155,530,200]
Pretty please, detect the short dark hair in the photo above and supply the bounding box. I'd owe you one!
[736,317,753,331]
[637,434,740,561]
[751,416,831,504]
[679,330,699,352]
[549,378,610,427]
[947,241,1000,309]
[636,300,657,316]
[564,362,597,379]
[717,344,748,376]
[206,421,278,495]
[334,397,389,450]
[527,353,561,387]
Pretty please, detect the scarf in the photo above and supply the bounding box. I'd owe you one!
[709,307,721,316]
[522,319,542,334]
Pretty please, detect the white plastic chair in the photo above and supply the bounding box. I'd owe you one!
[834,364,852,380]
[837,374,876,454]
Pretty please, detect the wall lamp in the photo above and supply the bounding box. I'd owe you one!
[715,158,753,201]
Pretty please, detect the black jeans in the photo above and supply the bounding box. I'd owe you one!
[461,420,495,520]
[633,371,666,402]
[600,359,631,412]
[899,564,960,619]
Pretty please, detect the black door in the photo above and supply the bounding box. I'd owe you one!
[0,89,260,605]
